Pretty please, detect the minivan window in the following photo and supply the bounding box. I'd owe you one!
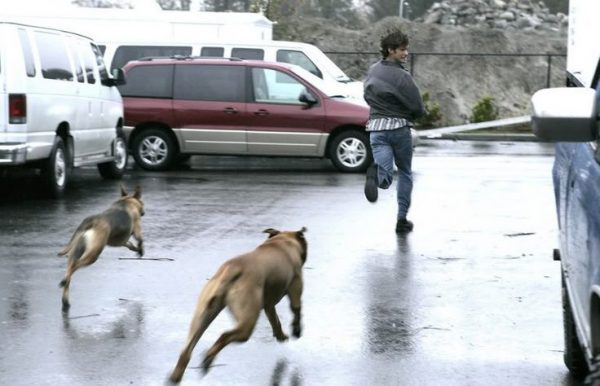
[251,67,308,104]
[200,47,224,57]
[118,64,173,98]
[17,28,36,77]
[276,50,322,79]
[35,31,73,81]
[78,40,97,84]
[111,45,193,71]
[71,38,86,83]
[174,64,245,102]
[91,44,109,83]
[231,48,264,60]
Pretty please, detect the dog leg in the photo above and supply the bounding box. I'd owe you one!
[132,221,144,257]
[202,293,261,372]
[59,232,106,312]
[264,305,288,341]
[169,293,226,383]
[288,277,303,338]
[124,240,143,256]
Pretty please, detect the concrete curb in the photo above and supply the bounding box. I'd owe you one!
[429,133,543,142]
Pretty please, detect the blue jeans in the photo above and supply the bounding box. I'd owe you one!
[369,128,413,220]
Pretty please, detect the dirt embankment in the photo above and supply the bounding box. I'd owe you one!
[276,16,567,126]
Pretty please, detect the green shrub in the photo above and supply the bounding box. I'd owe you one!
[415,92,442,129]
[470,96,499,123]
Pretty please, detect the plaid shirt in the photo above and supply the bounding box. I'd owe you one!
[366,117,412,132]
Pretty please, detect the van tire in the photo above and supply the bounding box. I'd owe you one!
[42,137,68,198]
[98,135,127,179]
[329,130,371,173]
[131,128,177,171]
[563,271,590,379]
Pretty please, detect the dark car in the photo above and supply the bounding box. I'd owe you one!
[118,56,372,172]
[531,81,600,385]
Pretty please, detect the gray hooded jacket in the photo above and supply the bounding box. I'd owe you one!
[363,59,425,122]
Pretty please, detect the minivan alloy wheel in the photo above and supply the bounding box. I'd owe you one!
[337,137,367,168]
[140,136,168,166]
[132,128,177,171]
[329,130,371,173]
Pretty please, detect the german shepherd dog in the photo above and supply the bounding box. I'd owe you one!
[58,185,145,312]
[168,227,308,384]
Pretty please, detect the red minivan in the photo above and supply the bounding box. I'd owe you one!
[118,56,371,172]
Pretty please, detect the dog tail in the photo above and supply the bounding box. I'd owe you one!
[58,217,96,256]
[58,233,79,256]
[191,264,243,332]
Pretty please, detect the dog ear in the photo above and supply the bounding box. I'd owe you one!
[133,185,142,199]
[263,228,280,238]
[120,184,128,197]
[298,227,307,234]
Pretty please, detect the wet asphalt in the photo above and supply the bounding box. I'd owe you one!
[0,140,584,386]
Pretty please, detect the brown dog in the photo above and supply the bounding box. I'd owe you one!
[58,185,145,312]
[168,227,308,383]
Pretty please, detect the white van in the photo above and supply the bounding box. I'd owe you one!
[99,39,365,101]
[0,22,127,197]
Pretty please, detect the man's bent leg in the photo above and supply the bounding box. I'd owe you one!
[370,131,395,189]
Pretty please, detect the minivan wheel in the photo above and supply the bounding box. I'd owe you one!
[42,137,68,198]
[563,271,590,379]
[98,135,127,179]
[329,130,371,173]
[132,128,177,171]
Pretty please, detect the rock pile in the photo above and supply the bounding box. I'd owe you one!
[416,0,568,31]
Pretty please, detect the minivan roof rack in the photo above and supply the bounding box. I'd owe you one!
[137,55,243,62]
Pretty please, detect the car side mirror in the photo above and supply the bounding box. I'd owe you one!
[530,87,598,142]
[111,68,126,86]
[103,68,126,87]
[299,90,317,106]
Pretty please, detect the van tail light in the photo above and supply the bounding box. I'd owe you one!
[9,94,27,124]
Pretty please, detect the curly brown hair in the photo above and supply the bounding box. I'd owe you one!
[379,30,409,58]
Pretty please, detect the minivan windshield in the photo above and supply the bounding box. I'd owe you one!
[289,65,349,98]
[305,46,353,83]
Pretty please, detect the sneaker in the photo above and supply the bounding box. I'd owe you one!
[364,163,378,203]
[395,218,414,233]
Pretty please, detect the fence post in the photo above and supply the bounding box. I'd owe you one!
[546,54,552,88]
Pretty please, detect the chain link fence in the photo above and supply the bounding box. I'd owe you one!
[323,51,567,126]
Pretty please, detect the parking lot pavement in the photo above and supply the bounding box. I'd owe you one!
[0,142,582,386]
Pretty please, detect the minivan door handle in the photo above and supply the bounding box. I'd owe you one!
[253,109,270,116]
[223,107,238,114]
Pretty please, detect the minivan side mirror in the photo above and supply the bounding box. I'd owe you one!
[299,90,317,107]
[103,68,126,87]
[530,87,598,142]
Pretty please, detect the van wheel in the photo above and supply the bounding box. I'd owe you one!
[98,135,127,179]
[42,137,68,198]
[329,130,371,173]
[132,128,177,171]
[563,271,589,379]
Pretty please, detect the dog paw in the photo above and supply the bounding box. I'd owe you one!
[137,248,144,257]
[275,333,289,342]
[292,326,302,338]
[201,355,214,374]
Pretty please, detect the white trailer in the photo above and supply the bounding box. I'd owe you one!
[566,0,600,87]
[0,6,273,43]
